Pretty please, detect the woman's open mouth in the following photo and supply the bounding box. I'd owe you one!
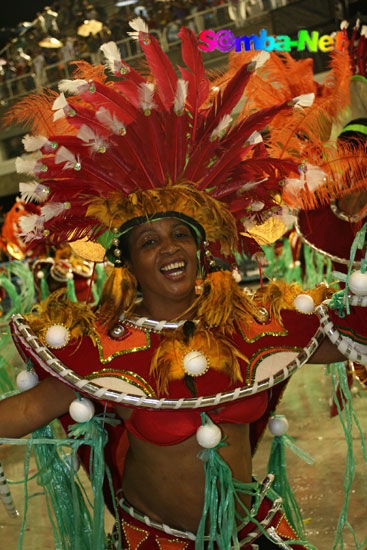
[160,261,186,279]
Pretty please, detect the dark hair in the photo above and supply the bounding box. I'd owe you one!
[338,118,367,146]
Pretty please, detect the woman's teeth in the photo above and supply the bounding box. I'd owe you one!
[160,261,185,276]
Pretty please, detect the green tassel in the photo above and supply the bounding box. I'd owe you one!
[94,263,107,301]
[9,261,36,313]
[40,274,49,300]
[0,273,21,315]
[90,282,99,306]
[330,363,367,550]
[0,412,122,550]
[266,415,314,539]
[196,414,317,550]
[68,412,121,550]
[66,277,78,302]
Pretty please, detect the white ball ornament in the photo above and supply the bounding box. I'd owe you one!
[45,324,70,349]
[293,293,315,314]
[183,350,209,377]
[348,270,367,296]
[196,423,222,448]
[16,370,39,391]
[69,397,95,423]
[268,416,289,436]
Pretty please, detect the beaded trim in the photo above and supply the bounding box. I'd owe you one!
[120,313,196,333]
[330,201,366,223]
[117,493,196,541]
[117,474,281,544]
[11,313,324,409]
[295,218,361,268]
[316,304,367,365]
[348,295,367,308]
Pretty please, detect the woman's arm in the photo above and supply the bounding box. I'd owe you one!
[308,336,346,365]
[0,376,75,439]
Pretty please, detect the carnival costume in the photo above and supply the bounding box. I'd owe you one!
[3,18,367,550]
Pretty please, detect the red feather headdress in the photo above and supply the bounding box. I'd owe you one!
[7,19,315,263]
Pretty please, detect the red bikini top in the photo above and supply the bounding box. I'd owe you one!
[123,391,268,446]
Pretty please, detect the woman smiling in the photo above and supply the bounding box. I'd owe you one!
[1,19,366,550]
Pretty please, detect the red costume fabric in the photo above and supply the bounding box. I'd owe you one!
[297,206,365,270]
[10,302,367,545]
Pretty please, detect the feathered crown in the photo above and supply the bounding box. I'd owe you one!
[211,22,367,212]
[7,18,317,260]
[4,19,324,329]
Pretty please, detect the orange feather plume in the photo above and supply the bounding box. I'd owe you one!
[1,89,77,137]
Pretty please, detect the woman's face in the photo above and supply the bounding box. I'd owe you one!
[126,218,199,316]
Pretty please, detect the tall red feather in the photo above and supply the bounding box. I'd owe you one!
[139,32,178,111]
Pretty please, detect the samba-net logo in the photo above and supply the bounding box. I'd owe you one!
[198,29,345,53]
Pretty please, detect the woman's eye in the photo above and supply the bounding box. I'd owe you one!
[141,238,156,248]
[174,231,190,239]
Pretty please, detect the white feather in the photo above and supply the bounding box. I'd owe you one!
[41,202,66,221]
[53,109,66,122]
[292,93,315,110]
[302,164,327,190]
[22,135,48,152]
[138,82,156,112]
[174,79,188,114]
[21,228,43,243]
[95,107,126,135]
[77,125,108,152]
[15,157,38,175]
[284,164,326,198]
[19,182,49,203]
[127,17,149,40]
[77,125,97,143]
[242,216,256,232]
[247,131,263,145]
[58,79,88,95]
[274,206,297,228]
[241,177,268,191]
[210,114,232,140]
[100,41,125,74]
[361,25,367,37]
[55,146,78,170]
[19,214,42,234]
[252,51,270,69]
[52,92,68,111]
[52,92,68,121]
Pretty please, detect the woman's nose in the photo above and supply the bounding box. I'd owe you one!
[160,236,179,254]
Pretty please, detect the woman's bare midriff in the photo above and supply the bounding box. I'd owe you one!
[116,407,252,533]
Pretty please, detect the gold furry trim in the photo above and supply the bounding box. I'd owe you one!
[25,289,96,345]
[98,266,137,328]
[255,280,335,321]
[184,270,260,331]
[149,328,247,396]
[86,185,238,256]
